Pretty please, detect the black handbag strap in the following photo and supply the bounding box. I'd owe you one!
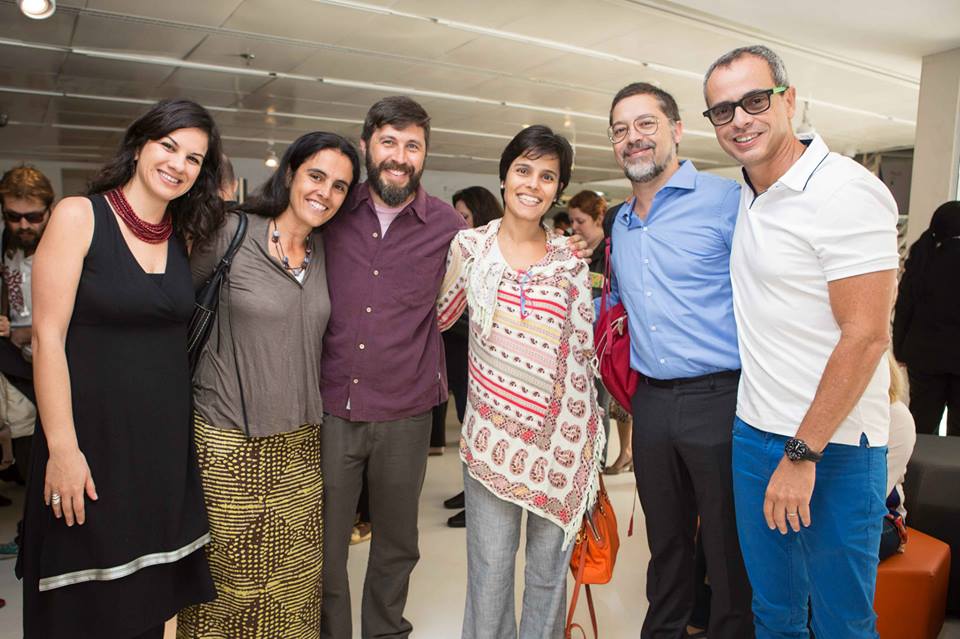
[221,212,249,435]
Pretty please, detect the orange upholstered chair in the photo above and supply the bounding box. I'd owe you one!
[874,527,951,639]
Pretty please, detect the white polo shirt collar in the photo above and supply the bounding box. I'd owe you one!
[742,134,830,197]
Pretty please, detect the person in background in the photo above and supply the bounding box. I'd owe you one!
[0,164,52,554]
[568,189,634,473]
[218,154,240,205]
[435,186,503,529]
[881,353,916,559]
[178,131,360,638]
[18,98,221,639]
[551,210,572,235]
[437,125,603,639]
[893,200,960,436]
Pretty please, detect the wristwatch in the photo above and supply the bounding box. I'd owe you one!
[784,438,823,463]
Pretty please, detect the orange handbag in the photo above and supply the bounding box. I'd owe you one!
[565,474,620,639]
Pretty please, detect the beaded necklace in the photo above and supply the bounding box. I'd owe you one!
[270,219,312,277]
[106,188,173,243]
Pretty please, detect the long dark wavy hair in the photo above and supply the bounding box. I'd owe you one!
[240,131,361,219]
[87,98,225,248]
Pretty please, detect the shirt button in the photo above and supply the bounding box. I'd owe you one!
[352,378,359,384]
[645,291,652,297]
[365,306,372,313]
[643,259,649,265]
[373,269,380,276]
[372,232,379,238]
[642,227,648,232]
[358,343,365,350]
[659,358,665,364]
[650,325,657,331]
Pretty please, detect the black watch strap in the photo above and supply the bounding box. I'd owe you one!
[785,437,823,463]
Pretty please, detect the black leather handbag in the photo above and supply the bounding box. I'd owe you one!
[187,212,248,375]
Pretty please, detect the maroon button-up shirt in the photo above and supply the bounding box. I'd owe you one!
[321,182,468,422]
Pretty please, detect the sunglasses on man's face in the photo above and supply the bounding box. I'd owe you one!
[2,209,48,224]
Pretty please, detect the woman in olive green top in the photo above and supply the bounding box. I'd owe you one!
[178,132,360,638]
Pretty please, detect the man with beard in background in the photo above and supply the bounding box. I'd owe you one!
[0,165,52,547]
[319,96,467,639]
[602,83,753,638]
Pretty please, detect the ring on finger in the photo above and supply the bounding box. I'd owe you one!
[51,492,62,505]
[786,512,799,518]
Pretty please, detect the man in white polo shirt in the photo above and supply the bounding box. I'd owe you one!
[703,45,899,638]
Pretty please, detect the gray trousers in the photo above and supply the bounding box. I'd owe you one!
[320,411,431,639]
[462,467,574,639]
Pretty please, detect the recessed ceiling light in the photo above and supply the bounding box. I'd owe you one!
[18,0,56,20]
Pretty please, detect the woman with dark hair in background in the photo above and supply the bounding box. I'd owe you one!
[18,98,222,639]
[177,131,360,638]
[568,190,634,474]
[438,126,604,637]
[893,200,960,436]
[433,187,502,528]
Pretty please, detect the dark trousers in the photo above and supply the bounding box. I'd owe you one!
[907,369,960,436]
[320,411,432,639]
[430,330,470,448]
[631,372,753,639]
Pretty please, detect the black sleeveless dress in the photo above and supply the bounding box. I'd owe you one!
[17,194,215,638]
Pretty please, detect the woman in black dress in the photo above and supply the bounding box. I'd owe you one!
[17,99,222,638]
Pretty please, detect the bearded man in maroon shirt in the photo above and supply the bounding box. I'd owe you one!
[319,96,467,639]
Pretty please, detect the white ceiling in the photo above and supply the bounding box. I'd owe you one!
[0,0,957,195]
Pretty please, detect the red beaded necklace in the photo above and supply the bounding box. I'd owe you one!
[106,188,173,244]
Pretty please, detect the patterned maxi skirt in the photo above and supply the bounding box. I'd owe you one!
[177,414,324,639]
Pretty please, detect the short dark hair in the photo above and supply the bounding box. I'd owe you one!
[609,82,681,125]
[241,131,361,219]
[498,125,573,203]
[87,98,224,248]
[703,45,789,101]
[361,96,431,149]
[452,186,503,228]
[0,164,54,208]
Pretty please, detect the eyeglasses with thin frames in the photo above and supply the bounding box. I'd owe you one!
[607,116,664,144]
[2,209,48,224]
[702,86,788,127]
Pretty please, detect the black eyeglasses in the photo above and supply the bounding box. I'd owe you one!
[2,209,47,224]
[702,86,788,126]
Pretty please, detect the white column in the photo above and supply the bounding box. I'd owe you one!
[906,47,960,248]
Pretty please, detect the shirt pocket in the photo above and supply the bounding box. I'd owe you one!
[385,257,439,308]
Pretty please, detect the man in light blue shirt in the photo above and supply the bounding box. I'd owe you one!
[605,82,752,638]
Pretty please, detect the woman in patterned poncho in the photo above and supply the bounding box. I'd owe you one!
[437,125,604,639]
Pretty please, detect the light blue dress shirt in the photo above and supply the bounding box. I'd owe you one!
[605,160,741,379]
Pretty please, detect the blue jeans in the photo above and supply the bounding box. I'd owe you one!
[732,417,887,639]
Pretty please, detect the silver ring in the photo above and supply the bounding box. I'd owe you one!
[786,512,798,518]
[50,493,62,505]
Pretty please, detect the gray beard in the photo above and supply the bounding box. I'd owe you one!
[624,161,666,184]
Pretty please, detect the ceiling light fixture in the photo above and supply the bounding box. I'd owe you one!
[264,147,279,169]
[18,0,55,19]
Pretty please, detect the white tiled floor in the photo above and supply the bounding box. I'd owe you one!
[2,416,959,638]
